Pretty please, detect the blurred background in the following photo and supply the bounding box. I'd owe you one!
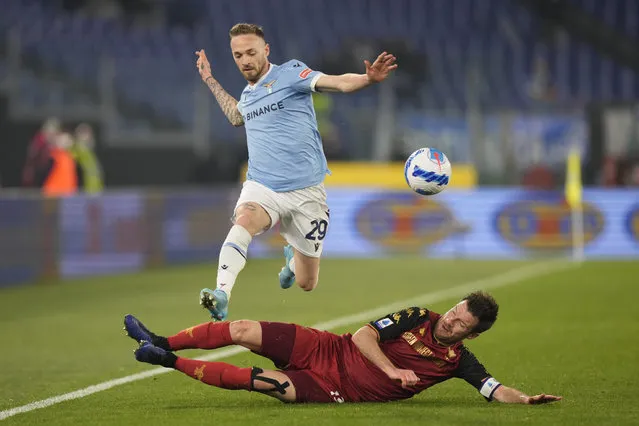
[1,0,639,287]
[2,3,639,423]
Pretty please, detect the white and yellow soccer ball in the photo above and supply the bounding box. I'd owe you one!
[403,147,452,196]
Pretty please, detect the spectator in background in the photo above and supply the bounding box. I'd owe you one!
[22,117,60,188]
[41,132,78,197]
[72,123,104,194]
[617,155,639,187]
[601,156,639,187]
[601,156,619,187]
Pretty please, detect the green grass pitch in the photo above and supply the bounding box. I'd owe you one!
[1,259,638,425]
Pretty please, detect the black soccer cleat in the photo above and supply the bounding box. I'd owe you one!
[123,314,156,343]
[134,341,175,367]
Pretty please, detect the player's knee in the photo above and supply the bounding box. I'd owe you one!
[233,207,253,226]
[229,320,260,344]
[235,203,270,235]
[296,275,319,292]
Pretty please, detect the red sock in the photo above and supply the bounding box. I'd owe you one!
[167,322,233,351]
[175,358,252,390]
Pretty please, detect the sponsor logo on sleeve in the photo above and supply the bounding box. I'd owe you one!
[375,318,394,329]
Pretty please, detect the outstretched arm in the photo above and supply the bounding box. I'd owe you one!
[455,346,563,405]
[315,51,397,93]
[493,385,562,405]
[195,50,244,127]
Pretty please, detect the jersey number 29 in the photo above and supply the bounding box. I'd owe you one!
[305,219,328,241]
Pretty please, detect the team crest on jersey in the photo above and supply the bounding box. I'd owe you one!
[262,80,277,94]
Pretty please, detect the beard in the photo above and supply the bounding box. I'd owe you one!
[242,67,259,83]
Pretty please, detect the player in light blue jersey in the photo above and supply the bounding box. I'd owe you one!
[196,23,397,320]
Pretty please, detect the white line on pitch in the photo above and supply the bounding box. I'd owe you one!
[0,260,577,421]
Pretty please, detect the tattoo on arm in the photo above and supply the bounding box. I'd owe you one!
[205,76,244,127]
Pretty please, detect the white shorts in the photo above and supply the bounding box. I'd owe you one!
[234,180,330,258]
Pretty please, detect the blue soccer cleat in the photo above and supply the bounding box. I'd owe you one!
[278,244,296,289]
[134,341,169,366]
[123,314,156,343]
[200,288,229,321]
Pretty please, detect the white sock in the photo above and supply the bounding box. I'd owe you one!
[288,257,296,274]
[216,225,252,299]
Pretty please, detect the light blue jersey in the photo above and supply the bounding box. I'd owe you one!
[236,60,329,192]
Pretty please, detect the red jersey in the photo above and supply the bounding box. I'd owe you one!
[332,307,499,402]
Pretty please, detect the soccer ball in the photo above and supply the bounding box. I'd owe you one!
[404,147,452,196]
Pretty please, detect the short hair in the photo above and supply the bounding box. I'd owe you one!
[462,291,499,333]
[229,23,265,40]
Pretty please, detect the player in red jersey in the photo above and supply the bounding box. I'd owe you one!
[124,291,561,404]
